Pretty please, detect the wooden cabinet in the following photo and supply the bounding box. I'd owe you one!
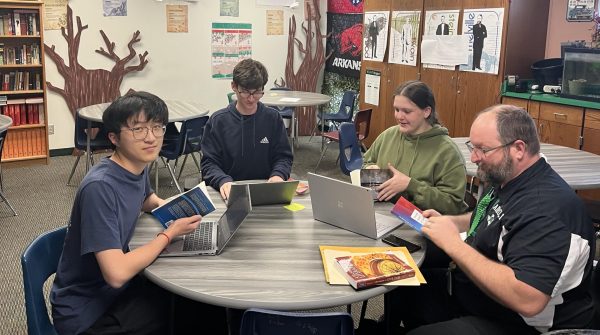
[537,103,583,149]
[580,109,600,200]
[359,0,540,144]
[0,0,48,164]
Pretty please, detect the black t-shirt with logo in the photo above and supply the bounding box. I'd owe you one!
[454,158,595,331]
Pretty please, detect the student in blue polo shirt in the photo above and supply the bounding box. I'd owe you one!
[50,92,225,335]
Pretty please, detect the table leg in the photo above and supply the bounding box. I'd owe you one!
[85,119,92,173]
[320,106,326,151]
[226,307,243,335]
[384,291,393,335]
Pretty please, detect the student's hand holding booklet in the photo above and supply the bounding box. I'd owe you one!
[152,182,216,229]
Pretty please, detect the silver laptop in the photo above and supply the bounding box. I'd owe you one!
[160,184,252,256]
[307,173,402,239]
[234,180,299,206]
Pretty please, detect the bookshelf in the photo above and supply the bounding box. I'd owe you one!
[0,0,48,164]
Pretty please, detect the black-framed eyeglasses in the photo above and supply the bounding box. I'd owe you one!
[237,88,265,99]
[465,139,517,157]
[122,125,166,140]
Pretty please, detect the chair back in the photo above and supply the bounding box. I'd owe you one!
[338,122,363,175]
[160,116,209,160]
[270,87,294,118]
[336,91,358,121]
[21,226,67,335]
[354,109,372,142]
[74,113,112,151]
[227,92,235,104]
[240,308,354,335]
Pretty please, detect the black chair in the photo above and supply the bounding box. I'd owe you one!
[21,226,67,335]
[0,128,17,215]
[310,90,357,141]
[159,116,209,192]
[67,114,113,186]
[239,308,354,335]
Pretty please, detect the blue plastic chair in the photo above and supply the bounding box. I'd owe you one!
[21,226,67,335]
[240,308,354,335]
[159,116,209,192]
[67,113,113,186]
[310,91,357,141]
[338,122,364,175]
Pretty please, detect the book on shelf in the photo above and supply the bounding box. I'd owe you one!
[335,252,416,289]
[390,197,427,233]
[151,181,216,229]
[360,169,392,200]
[319,245,426,287]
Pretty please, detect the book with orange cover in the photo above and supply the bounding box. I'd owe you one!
[335,252,416,289]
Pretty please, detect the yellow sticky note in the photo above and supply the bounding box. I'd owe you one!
[284,203,305,211]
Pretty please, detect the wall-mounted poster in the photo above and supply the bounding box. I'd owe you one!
[423,9,459,70]
[266,10,284,35]
[326,12,363,77]
[389,11,420,66]
[166,5,188,33]
[459,8,504,74]
[220,0,239,17]
[212,23,252,79]
[44,0,68,30]
[103,0,127,17]
[363,11,389,62]
[566,0,595,22]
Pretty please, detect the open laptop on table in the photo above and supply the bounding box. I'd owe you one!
[233,180,299,206]
[160,184,252,256]
[307,173,402,239]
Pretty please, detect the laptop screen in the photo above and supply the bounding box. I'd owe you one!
[217,184,252,250]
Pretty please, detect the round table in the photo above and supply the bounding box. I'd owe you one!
[260,91,331,151]
[77,100,210,173]
[452,137,600,190]
[130,189,424,325]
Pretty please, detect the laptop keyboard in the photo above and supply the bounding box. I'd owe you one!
[183,222,215,251]
[375,213,400,235]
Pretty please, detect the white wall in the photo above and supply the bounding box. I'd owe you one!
[45,0,326,150]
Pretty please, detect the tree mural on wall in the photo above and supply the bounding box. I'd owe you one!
[44,5,148,119]
[280,0,332,134]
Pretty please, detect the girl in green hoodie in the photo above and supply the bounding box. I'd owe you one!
[363,80,467,215]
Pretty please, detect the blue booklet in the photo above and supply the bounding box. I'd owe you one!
[151,182,215,228]
[390,197,426,233]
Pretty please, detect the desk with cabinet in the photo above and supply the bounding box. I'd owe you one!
[501,92,600,199]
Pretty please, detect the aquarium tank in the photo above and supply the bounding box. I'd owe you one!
[561,47,600,102]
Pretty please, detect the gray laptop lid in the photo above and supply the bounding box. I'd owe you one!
[307,173,400,239]
[160,184,251,256]
[216,184,252,253]
[235,180,299,206]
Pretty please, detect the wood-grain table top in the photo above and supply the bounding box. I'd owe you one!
[130,188,424,310]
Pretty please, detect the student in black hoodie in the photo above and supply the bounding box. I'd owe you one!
[201,59,293,200]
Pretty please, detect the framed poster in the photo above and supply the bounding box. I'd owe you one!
[566,0,595,22]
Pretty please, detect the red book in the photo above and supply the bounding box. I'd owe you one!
[20,103,26,124]
[27,104,33,124]
[335,252,415,289]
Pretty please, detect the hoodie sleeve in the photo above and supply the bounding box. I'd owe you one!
[269,113,293,180]
[200,116,233,190]
[404,155,467,215]
[362,129,385,168]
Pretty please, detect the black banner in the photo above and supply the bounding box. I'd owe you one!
[326,12,363,78]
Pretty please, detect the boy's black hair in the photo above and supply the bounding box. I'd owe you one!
[102,91,169,135]
[232,59,268,90]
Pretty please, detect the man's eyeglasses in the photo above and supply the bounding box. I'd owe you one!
[122,125,166,140]
[465,139,517,157]
[237,88,265,99]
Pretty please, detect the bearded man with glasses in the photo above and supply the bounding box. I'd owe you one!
[394,105,595,334]
[201,58,293,201]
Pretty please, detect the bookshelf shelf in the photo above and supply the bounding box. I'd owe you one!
[0,1,48,164]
